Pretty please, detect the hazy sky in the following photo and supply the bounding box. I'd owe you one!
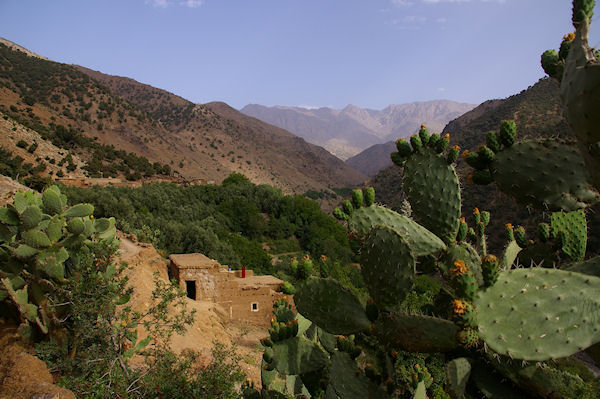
[1,0,598,110]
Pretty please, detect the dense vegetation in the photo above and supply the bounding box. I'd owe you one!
[0,187,245,398]
[60,173,354,278]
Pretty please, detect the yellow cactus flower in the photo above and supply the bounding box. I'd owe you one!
[451,259,468,277]
[453,299,467,315]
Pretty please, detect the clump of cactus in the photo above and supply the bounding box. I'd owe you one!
[249,1,600,397]
[0,185,117,341]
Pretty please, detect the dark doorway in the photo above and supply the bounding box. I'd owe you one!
[186,280,196,300]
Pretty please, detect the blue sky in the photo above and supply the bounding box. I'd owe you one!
[1,0,598,110]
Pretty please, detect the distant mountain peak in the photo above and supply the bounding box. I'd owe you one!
[241,100,476,160]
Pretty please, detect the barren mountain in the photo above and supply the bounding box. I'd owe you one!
[0,41,366,195]
[241,101,475,160]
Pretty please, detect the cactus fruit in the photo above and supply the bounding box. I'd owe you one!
[450,260,478,301]
[440,243,482,285]
[428,133,441,149]
[336,336,362,359]
[447,145,460,164]
[352,189,364,208]
[391,152,405,167]
[499,120,516,147]
[464,151,485,170]
[364,187,375,206]
[475,268,600,360]
[456,218,468,242]
[480,211,490,226]
[297,255,313,279]
[481,255,499,287]
[471,170,493,185]
[452,299,477,328]
[541,49,560,79]
[436,133,450,153]
[418,124,430,146]
[477,145,495,164]
[486,131,501,153]
[396,138,412,158]
[333,207,349,221]
[514,226,528,248]
[410,134,423,153]
[538,223,551,242]
[456,328,479,349]
[505,223,515,242]
[342,200,354,216]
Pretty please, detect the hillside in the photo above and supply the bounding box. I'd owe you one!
[370,78,600,256]
[74,65,366,193]
[345,141,397,176]
[0,41,366,195]
[241,101,475,160]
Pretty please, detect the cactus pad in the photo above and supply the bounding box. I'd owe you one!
[63,203,94,218]
[42,189,63,215]
[440,242,482,285]
[403,152,461,239]
[445,357,471,399]
[294,277,370,335]
[374,313,459,352]
[272,336,329,375]
[348,205,445,256]
[361,225,416,307]
[475,268,600,360]
[550,209,587,261]
[329,352,387,399]
[566,255,600,277]
[491,139,599,211]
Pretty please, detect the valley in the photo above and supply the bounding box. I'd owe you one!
[2,0,600,395]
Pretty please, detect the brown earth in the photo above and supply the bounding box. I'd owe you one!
[0,321,76,399]
[117,233,266,385]
[0,110,87,179]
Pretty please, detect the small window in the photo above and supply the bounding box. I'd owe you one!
[251,302,259,312]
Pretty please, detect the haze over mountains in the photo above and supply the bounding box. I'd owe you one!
[241,101,475,161]
[0,40,367,195]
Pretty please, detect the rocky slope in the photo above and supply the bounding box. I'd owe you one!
[0,41,366,195]
[241,101,475,160]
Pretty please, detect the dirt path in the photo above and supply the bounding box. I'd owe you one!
[117,233,142,260]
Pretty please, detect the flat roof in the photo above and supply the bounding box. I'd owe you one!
[169,253,219,269]
[237,275,283,288]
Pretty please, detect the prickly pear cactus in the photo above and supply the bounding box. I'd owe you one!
[559,0,600,191]
[467,131,599,211]
[0,186,117,339]
[475,268,600,360]
[255,2,600,397]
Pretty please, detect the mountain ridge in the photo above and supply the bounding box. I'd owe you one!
[241,100,476,160]
[0,41,367,196]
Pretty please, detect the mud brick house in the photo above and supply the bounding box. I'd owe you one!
[168,253,287,325]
